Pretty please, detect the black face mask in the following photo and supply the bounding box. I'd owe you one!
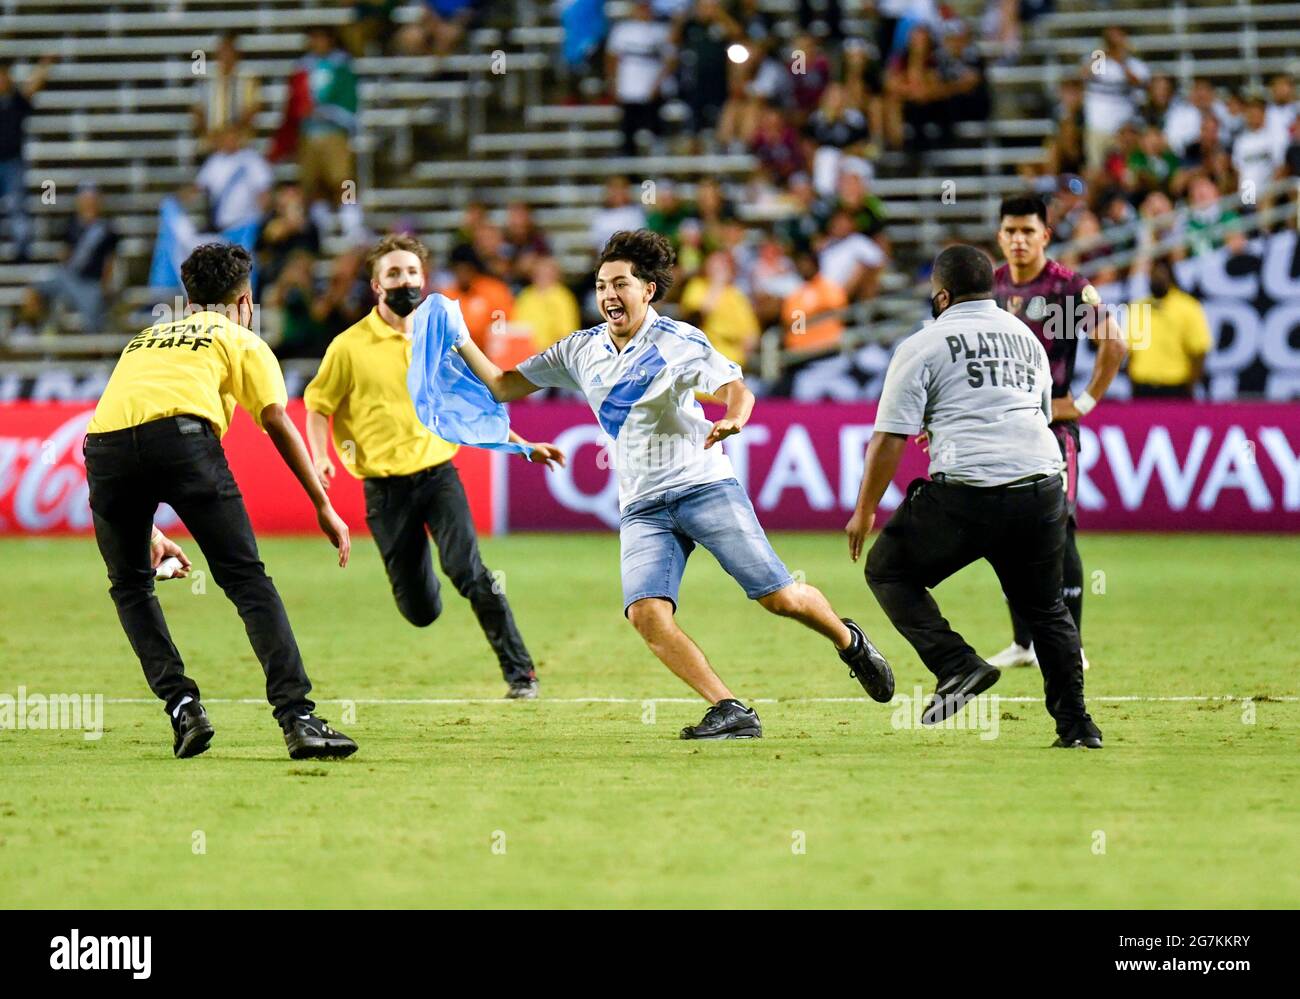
[1150,280,1170,298]
[383,285,423,317]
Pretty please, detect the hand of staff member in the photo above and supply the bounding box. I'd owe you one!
[263,403,350,567]
[845,432,908,562]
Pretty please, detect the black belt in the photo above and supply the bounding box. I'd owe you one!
[931,472,1054,491]
[84,414,215,446]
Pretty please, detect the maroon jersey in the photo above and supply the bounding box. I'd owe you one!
[994,259,1101,398]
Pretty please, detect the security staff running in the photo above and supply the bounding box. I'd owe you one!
[846,245,1101,748]
[84,242,358,760]
[304,234,563,699]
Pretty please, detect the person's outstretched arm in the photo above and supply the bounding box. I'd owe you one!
[261,403,350,567]
[455,336,543,402]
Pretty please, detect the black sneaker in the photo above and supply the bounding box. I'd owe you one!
[282,713,358,760]
[679,699,763,740]
[921,662,1001,726]
[505,677,539,699]
[1052,717,1103,749]
[839,618,894,703]
[171,700,214,758]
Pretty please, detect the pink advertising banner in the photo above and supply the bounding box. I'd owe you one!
[503,401,1300,533]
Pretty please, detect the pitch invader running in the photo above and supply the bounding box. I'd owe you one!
[987,194,1127,671]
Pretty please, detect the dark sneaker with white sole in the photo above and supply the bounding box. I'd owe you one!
[282,713,358,760]
[1052,717,1103,749]
[505,677,539,699]
[921,662,1001,725]
[171,700,214,759]
[839,618,894,702]
[679,699,762,740]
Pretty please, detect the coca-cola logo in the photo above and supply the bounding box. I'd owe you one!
[0,411,179,533]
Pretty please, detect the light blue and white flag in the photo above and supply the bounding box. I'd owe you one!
[147,195,260,291]
[407,292,531,457]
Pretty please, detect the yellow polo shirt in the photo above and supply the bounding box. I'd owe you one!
[1126,288,1213,386]
[88,310,287,435]
[678,277,760,366]
[304,307,458,478]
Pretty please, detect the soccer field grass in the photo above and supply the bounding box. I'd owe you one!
[1,532,1297,908]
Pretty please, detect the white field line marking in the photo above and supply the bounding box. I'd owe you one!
[99,695,1298,705]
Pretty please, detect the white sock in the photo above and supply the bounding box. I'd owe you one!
[171,695,194,718]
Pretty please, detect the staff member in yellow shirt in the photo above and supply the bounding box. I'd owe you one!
[1127,257,1212,398]
[84,243,357,760]
[305,234,563,699]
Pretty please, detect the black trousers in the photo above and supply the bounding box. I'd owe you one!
[363,463,534,684]
[865,475,1089,735]
[83,415,314,722]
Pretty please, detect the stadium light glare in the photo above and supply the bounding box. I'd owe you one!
[727,44,749,64]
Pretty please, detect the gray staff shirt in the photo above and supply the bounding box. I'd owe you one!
[875,299,1065,486]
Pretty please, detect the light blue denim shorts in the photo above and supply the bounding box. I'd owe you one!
[619,478,795,614]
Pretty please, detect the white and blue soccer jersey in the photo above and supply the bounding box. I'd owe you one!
[517,306,743,509]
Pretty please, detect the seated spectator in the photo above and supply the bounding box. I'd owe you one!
[23,183,118,333]
[807,83,871,196]
[472,221,512,283]
[265,248,331,357]
[841,37,885,146]
[1060,210,1118,284]
[193,124,274,232]
[606,1,675,156]
[822,168,889,243]
[1103,119,1143,186]
[501,201,551,288]
[774,172,821,253]
[454,200,489,245]
[1048,79,1087,176]
[1267,73,1298,143]
[678,251,760,366]
[1164,78,1231,158]
[1126,257,1211,398]
[396,0,482,56]
[440,242,513,349]
[936,16,990,125]
[1047,174,1088,243]
[255,181,321,292]
[1135,191,1184,258]
[748,233,801,326]
[342,1,400,57]
[749,106,806,183]
[787,32,832,125]
[816,210,886,300]
[514,255,581,351]
[885,24,949,153]
[1127,126,1180,196]
[1181,114,1227,171]
[1185,174,1240,255]
[1143,74,1176,129]
[781,249,847,353]
[1232,93,1286,208]
[645,180,692,243]
[193,33,261,153]
[719,38,792,148]
[590,176,648,254]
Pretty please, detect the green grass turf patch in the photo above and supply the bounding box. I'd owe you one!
[1,533,1296,908]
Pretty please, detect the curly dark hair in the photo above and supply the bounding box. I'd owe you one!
[597,229,675,302]
[180,242,253,306]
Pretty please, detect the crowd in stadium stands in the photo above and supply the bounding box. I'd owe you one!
[3,1,1300,384]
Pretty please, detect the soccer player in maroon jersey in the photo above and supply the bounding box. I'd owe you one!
[986,194,1128,672]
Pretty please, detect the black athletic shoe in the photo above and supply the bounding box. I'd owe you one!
[679,699,763,740]
[1052,717,1103,749]
[839,618,894,703]
[171,700,214,759]
[505,677,539,699]
[921,662,1001,726]
[282,713,358,760]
